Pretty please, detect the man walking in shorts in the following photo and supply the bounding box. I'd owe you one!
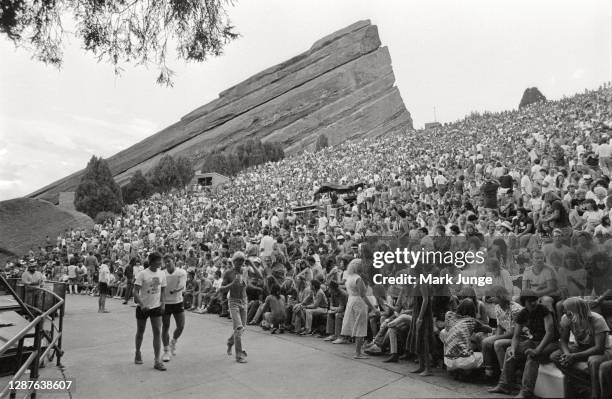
[220,251,249,363]
[161,255,187,362]
[133,252,167,371]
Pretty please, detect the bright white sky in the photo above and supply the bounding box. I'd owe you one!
[0,0,610,200]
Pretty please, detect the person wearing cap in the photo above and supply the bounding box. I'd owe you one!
[219,251,249,363]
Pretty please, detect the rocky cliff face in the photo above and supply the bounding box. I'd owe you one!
[30,20,412,203]
[519,87,547,109]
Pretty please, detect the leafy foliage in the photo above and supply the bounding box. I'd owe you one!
[94,211,116,224]
[0,0,239,85]
[121,170,153,204]
[199,139,284,176]
[74,156,123,218]
[148,154,194,193]
[175,156,195,187]
[315,134,329,151]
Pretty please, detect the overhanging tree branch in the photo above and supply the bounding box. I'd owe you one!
[0,0,239,86]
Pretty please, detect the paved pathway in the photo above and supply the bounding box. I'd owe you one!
[7,296,511,399]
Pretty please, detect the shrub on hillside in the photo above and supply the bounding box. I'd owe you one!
[148,154,194,193]
[74,156,123,218]
[94,211,116,224]
[122,170,154,204]
[176,156,195,187]
[199,139,284,176]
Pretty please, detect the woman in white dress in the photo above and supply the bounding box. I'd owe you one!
[340,259,380,359]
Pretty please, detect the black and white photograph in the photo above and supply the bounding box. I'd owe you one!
[1,1,611,398]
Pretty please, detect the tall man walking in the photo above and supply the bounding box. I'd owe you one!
[133,252,167,371]
[220,251,249,363]
[161,256,187,362]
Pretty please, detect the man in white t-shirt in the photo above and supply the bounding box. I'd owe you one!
[98,260,111,313]
[133,252,167,371]
[161,256,187,362]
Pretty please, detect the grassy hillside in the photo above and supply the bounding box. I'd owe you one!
[0,198,94,261]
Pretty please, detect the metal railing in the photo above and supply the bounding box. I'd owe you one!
[0,276,65,399]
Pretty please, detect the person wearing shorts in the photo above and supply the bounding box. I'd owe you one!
[98,260,111,313]
[161,256,187,362]
[67,262,78,294]
[133,252,167,371]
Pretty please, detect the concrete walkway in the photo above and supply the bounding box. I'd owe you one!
[15,295,511,399]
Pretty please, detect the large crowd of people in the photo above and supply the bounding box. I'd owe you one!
[4,83,612,398]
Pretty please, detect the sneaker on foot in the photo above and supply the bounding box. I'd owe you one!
[332,337,349,344]
[383,354,399,363]
[323,335,336,342]
[162,352,171,362]
[236,357,247,363]
[365,344,383,355]
[488,385,512,395]
[170,339,177,356]
[154,362,167,371]
[134,352,143,365]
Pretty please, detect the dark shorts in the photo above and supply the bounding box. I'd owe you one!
[68,277,76,284]
[164,302,184,315]
[98,282,110,296]
[135,306,162,320]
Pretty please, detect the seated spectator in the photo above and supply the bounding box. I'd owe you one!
[443,298,492,378]
[599,359,612,399]
[550,297,612,399]
[301,279,328,335]
[324,280,348,343]
[365,285,412,361]
[482,286,523,379]
[262,284,286,334]
[489,290,560,397]
[457,287,489,326]
[522,249,558,311]
[291,278,313,333]
[183,271,197,309]
[557,251,587,298]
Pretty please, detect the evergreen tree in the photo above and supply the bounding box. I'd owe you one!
[74,156,123,218]
[122,170,153,204]
[148,154,181,193]
[175,156,195,187]
[199,139,284,176]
